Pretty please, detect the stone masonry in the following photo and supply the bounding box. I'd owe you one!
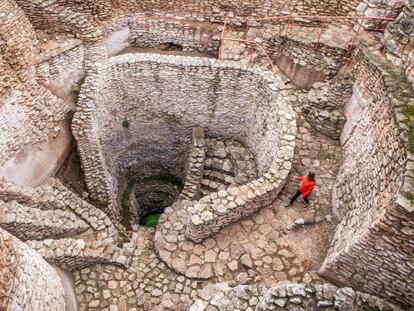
[72,54,294,202]
[1,1,414,310]
[319,45,414,306]
[72,54,296,241]
[189,282,403,311]
[301,76,353,139]
[0,228,66,310]
[179,127,207,201]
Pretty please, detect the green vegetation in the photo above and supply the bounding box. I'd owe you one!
[140,213,161,228]
[403,105,414,156]
[362,45,414,154]
[403,192,414,202]
[94,199,110,211]
[361,45,414,202]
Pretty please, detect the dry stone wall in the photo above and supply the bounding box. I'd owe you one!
[15,0,103,43]
[189,282,403,310]
[0,176,134,271]
[384,1,414,87]
[0,0,69,169]
[320,46,414,306]
[0,200,89,241]
[185,104,295,242]
[119,0,360,24]
[105,15,221,56]
[0,0,38,83]
[0,0,70,191]
[0,228,20,311]
[36,39,85,98]
[27,237,130,271]
[0,177,117,241]
[56,0,116,21]
[179,127,207,201]
[222,26,352,88]
[274,37,349,80]
[104,14,353,90]
[34,14,221,100]
[302,76,352,139]
[357,0,404,29]
[0,228,66,311]
[73,54,294,205]
[39,179,118,241]
[15,0,108,74]
[73,53,296,241]
[1,1,413,309]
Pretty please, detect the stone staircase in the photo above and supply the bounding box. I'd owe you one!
[0,177,133,271]
[200,138,258,197]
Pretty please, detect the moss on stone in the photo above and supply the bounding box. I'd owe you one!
[140,213,161,228]
[403,108,414,155]
[361,44,414,153]
[403,191,414,202]
[93,199,110,211]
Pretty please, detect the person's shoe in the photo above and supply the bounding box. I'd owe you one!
[284,203,291,208]
[303,202,310,209]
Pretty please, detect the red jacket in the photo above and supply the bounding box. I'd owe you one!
[296,176,315,199]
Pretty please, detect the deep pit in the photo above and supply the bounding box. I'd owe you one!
[129,175,182,227]
[72,54,296,243]
[1,1,414,311]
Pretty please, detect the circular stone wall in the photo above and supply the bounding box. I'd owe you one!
[72,54,296,220]
[131,179,181,222]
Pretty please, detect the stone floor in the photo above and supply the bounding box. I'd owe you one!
[73,84,342,310]
[74,228,204,311]
[154,91,341,285]
[188,282,403,311]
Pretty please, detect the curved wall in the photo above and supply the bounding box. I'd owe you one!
[0,228,66,311]
[320,47,414,306]
[118,0,361,24]
[105,15,221,57]
[0,0,70,186]
[73,54,292,208]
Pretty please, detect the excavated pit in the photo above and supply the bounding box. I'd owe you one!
[129,175,182,227]
[1,1,413,309]
[72,54,295,230]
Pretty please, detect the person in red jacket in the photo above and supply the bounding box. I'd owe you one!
[284,172,315,208]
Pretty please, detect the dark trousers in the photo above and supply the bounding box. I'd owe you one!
[289,189,309,205]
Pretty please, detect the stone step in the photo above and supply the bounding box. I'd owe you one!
[200,179,228,192]
[197,137,259,198]
[204,157,235,176]
[202,169,235,185]
[205,149,228,159]
[0,201,90,241]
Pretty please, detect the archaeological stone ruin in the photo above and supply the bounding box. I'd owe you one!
[0,0,414,310]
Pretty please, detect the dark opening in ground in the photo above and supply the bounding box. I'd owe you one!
[157,42,184,51]
[120,175,183,228]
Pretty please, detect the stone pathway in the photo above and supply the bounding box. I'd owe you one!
[154,89,342,286]
[188,282,403,311]
[74,228,204,311]
[73,84,342,309]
